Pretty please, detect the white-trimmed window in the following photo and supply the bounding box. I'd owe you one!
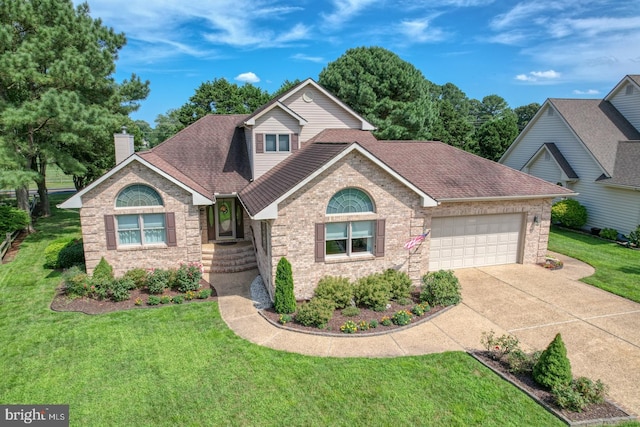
[265,134,290,152]
[117,214,166,246]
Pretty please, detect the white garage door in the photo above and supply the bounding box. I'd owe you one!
[429,214,523,270]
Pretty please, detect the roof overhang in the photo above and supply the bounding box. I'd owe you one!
[57,155,214,209]
[436,193,579,203]
[246,143,438,220]
[244,101,308,127]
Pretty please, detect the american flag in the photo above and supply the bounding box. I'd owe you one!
[404,231,430,250]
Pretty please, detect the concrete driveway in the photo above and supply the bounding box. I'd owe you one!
[212,253,640,416]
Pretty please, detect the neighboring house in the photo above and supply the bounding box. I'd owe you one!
[60,79,573,300]
[500,75,640,235]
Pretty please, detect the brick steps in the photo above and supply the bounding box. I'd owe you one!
[202,241,257,273]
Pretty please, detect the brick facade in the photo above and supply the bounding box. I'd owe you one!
[253,151,553,300]
[79,161,202,276]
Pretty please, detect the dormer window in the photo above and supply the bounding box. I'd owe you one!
[265,134,290,152]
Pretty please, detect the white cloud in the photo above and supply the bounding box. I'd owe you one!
[573,89,600,95]
[515,70,561,82]
[235,72,260,83]
[321,0,379,29]
[398,17,447,43]
[291,53,324,63]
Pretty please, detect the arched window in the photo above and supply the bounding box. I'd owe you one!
[326,188,374,214]
[116,185,163,207]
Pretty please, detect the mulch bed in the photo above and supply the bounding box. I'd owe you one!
[470,351,636,426]
[50,279,217,315]
[260,291,448,335]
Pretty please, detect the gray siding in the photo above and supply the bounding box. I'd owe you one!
[609,82,640,133]
[283,86,362,142]
[528,151,562,184]
[502,104,640,234]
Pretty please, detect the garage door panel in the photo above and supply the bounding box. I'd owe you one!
[430,214,522,270]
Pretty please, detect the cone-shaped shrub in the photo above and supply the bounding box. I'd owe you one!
[533,333,573,389]
[274,257,296,314]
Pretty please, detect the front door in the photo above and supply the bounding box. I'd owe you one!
[215,198,235,240]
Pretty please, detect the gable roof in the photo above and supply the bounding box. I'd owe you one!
[141,114,252,196]
[243,79,376,131]
[605,74,640,101]
[240,129,573,218]
[547,99,640,175]
[523,143,579,180]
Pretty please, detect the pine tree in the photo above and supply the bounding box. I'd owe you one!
[274,257,296,314]
[533,333,573,389]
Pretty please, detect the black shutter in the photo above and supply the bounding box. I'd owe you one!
[166,212,177,247]
[104,215,117,250]
[374,219,385,257]
[315,223,325,262]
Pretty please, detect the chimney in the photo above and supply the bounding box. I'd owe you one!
[114,126,135,165]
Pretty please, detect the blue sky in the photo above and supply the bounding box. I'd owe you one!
[78,0,640,125]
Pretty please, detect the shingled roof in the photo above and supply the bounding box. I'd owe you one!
[549,99,640,176]
[139,114,251,197]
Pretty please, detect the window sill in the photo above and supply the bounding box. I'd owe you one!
[324,254,376,264]
[116,244,168,251]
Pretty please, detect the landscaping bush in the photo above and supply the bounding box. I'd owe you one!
[172,295,184,304]
[274,257,296,314]
[147,269,171,294]
[197,288,212,299]
[173,262,203,292]
[551,199,587,229]
[506,349,541,375]
[533,333,572,390]
[295,298,335,328]
[481,330,521,361]
[123,268,148,289]
[341,306,360,317]
[383,268,414,300]
[314,276,353,309]
[0,205,29,235]
[57,239,85,269]
[340,320,358,334]
[553,378,607,412]
[62,266,90,297]
[89,276,111,300]
[391,310,413,326]
[93,257,114,282]
[626,225,640,247]
[420,270,461,306]
[599,228,618,241]
[147,295,161,305]
[44,237,75,269]
[110,277,135,302]
[354,274,391,311]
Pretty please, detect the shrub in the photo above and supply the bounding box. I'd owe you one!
[147,269,171,294]
[627,225,640,247]
[391,310,413,326]
[274,257,296,314]
[341,306,360,317]
[89,276,111,300]
[44,238,74,269]
[419,302,431,313]
[551,199,587,229]
[62,266,90,297]
[573,377,607,405]
[533,333,573,389]
[57,239,85,269]
[123,268,148,289]
[481,330,521,360]
[278,314,292,325]
[295,298,335,328]
[553,378,607,412]
[147,295,161,306]
[184,290,196,300]
[396,297,412,306]
[380,316,392,326]
[0,205,29,235]
[354,274,391,311]
[357,320,369,331]
[134,297,143,306]
[160,295,171,304]
[172,295,184,304]
[421,270,461,306]
[93,257,114,282]
[340,320,358,334]
[173,262,203,292]
[411,304,425,317]
[110,277,134,302]
[383,269,414,300]
[314,276,353,309]
[507,349,541,375]
[369,320,378,329]
[599,228,618,241]
[197,288,212,299]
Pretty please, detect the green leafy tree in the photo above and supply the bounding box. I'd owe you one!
[272,79,302,97]
[274,257,296,314]
[318,46,436,140]
[470,111,519,161]
[150,110,183,146]
[175,78,271,128]
[514,102,541,131]
[0,0,149,221]
[533,333,573,389]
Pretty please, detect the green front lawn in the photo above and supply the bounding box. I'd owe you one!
[0,197,565,426]
[549,226,640,303]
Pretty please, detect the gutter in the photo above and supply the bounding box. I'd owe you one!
[436,193,579,203]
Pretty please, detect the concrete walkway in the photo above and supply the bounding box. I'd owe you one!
[210,253,640,416]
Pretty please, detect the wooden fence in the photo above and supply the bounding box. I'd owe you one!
[0,195,39,261]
